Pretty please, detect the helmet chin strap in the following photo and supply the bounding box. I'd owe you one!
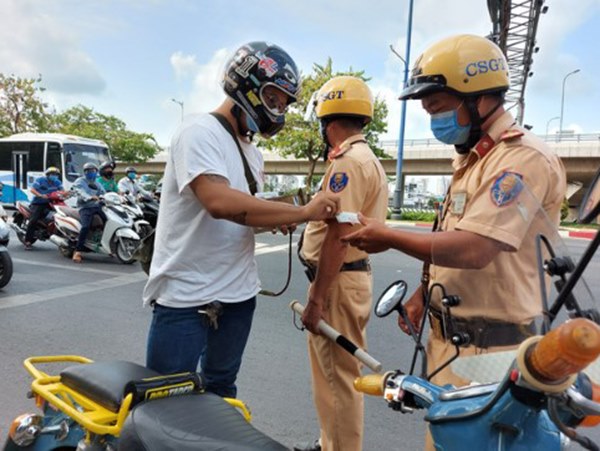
[454,97,504,155]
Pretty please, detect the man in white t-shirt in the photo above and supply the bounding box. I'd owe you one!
[143,41,340,398]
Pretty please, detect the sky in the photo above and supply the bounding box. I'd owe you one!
[1,0,599,147]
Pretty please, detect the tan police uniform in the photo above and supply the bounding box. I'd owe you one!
[301,134,388,451]
[425,111,566,387]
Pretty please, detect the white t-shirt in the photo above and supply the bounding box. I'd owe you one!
[142,113,264,308]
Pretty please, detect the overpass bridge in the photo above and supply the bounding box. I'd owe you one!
[139,133,599,201]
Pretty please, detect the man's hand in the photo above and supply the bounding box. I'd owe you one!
[271,223,297,235]
[302,192,340,222]
[398,288,426,335]
[341,213,391,254]
[301,292,325,335]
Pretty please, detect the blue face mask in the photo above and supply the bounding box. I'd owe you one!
[430,109,471,145]
[48,175,60,183]
[85,171,98,181]
[127,172,136,180]
[245,114,259,133]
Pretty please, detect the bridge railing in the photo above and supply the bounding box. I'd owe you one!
[379,133,600,149]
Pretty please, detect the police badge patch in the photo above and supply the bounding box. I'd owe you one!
[490,171,523,206]
[329,172,349,193]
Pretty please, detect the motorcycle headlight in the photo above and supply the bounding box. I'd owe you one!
[9,413,42,447]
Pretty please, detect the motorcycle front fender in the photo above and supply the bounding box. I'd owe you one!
[115,227,140,240]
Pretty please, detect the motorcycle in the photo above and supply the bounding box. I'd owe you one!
[49,192,141,264]
[0,183,13,288]
[136,193,159,230]
[353,172,600,450]
[119,193,153,239]
[11,191,69,245]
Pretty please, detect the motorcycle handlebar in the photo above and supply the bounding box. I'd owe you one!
[519,318,600,392]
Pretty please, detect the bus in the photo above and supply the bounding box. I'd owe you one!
[0,133,112,205]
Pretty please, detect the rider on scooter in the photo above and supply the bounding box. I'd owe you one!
[72,162,107,263]
[24,166,65,250]
[98,161,118,193]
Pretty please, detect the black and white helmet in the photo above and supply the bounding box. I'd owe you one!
[222,41,300,137]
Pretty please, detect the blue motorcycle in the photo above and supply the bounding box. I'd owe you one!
[355,172,600,450]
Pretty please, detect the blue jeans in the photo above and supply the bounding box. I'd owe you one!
[146,298,256,398]
[76,205,106,251]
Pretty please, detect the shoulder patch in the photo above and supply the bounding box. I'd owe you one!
[490,171,523,206]
[329,172,349,193]
[499,129,524,141]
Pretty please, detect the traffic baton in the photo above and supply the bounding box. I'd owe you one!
[290,300,383,373]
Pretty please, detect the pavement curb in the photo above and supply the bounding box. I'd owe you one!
[387,220,598,241]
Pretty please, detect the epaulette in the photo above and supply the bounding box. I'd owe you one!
[499,129,524,141]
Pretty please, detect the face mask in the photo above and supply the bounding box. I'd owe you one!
[319,120,331,148]
[48,175,59,183]
[85,171,98,181]
[127,172,136,180]
[245,114,259,133]
[430,109,471,145]
[103,172,114,179]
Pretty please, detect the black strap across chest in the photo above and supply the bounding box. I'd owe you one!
[209,112,258,195]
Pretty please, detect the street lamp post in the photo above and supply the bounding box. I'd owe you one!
[171,98,184,122]
[558,69,580,141]
[391,0,415,220]
[545,116,560,139]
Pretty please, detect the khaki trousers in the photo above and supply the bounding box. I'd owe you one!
[307,271,372,451]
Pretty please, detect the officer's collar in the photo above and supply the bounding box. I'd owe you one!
[327,133,367,161]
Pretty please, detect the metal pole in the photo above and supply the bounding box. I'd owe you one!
[171,98,184,122]
[391,0,415,220]
[545,116,560,139]
[558,69,580,141]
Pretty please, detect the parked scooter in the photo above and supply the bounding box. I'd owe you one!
[49,192,141,264]
[11,191,70,245]
[0,184,13,288]
[353,174,600,450]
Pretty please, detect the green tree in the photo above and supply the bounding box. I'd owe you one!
[52,105,160,162]
[0,74,53,136]
[259,59,389,188]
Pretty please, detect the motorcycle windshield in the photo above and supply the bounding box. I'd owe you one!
[428,176,598,384]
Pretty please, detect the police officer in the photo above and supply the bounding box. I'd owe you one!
[23,166,65,249]
[341,35,566,448]
[296,76,388,451]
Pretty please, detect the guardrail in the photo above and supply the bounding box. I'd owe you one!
[380,133,600,148]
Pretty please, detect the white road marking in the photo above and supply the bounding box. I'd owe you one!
[255,242,297,256]
[0,272,147,310]
[11,258,128,276]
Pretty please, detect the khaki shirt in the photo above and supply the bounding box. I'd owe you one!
[430,112,566,323]
[302,134,388,263]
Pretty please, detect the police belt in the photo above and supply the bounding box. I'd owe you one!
[300,258,371,283]
[428,307,536,348]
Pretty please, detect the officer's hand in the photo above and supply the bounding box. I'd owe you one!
[341,213,390,254]
[301,299,324,335]
[272,224,297,235]
[398,288,425,335]
[302,192,339,222]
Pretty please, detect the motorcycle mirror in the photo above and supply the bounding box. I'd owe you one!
[578,167,600,224]
[375,280,408,317]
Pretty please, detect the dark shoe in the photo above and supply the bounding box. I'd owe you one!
[293,439,321,451]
